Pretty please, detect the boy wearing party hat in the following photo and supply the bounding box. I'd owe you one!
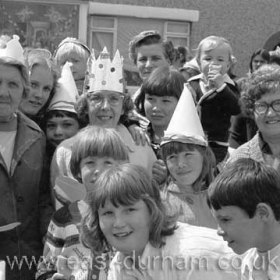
[45,62,81,157]
[160,84,217,228]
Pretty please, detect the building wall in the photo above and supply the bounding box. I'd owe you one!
[90,0,280,77]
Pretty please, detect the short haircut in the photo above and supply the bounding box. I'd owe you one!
[0,57,29,98]
[54,38,90,65]
[81,163,177,253]
[0,34,29,98]
[70,126,129,182]
[249,48,270,73]
[43,109,83,131]
[241,64,280,118]
[207,158,280,220]
[129,30,175,65]
[160,142,216,192]
[195,36,233,67]
[135,65,185,116]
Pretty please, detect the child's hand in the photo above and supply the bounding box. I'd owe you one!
[128,124,151,146]
[207,65,224,89]
[152,159,167,187]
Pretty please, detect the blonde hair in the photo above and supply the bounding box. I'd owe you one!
[54,39,90,66]
[195,36,233,67]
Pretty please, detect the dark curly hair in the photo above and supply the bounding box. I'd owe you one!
[241,64,280,117]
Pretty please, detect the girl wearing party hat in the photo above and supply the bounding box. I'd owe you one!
[160,85,217,228]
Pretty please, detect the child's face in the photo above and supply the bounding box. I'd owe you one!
[98,199,151,257]
[144,94,178,131]
[46,116,79,147]
[136,43,170,81]
[166,149,203,187]
[251,54,267,72]
[199,44,230,78]
[20,65,53,116]
[212,206,262,254]
[80,157,122,192]
[58,51,87,81]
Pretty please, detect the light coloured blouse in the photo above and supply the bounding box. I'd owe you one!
[107,222,240,280]
[241,242,280,280]
[161,182,217,229]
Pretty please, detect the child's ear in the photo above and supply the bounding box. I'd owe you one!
[255,203,274,222]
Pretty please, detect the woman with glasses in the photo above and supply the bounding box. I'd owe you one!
[50,48,156,208]
[226,64,280,172]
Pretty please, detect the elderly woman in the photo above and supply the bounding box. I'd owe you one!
[51,47,156,208]
[228,49,270,150]
[0,35,53,280]
[227,64,280,172]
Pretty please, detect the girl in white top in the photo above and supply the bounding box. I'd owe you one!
[81,163,239,280]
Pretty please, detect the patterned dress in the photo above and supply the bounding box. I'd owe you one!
[36,201,111,280]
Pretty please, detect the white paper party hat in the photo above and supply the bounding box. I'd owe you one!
[48,62,78,113]
[0,35,25,64]
[87,47,124,94]
[161,84,207,147]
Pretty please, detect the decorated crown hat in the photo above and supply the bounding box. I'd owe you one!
[87,47,124,94]
[161,84,207,147]
[48,62,78,113]
[0,35,25,64]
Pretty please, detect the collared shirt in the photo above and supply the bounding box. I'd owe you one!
[226,132,280,173]
[241,243,280,280]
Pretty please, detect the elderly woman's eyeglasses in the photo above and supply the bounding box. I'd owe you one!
[87,93,124,106]
[254,100,280,115]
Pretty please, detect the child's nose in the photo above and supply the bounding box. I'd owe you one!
[217,225,225,236]
[145,58,153,68]
[54,126,63,136]
[113,213,126,228]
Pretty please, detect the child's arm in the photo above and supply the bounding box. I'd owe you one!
[36,216,65,280]
[152,159,168,187]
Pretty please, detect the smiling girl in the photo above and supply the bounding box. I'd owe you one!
[81,163,239,280]
[160,86,217,228]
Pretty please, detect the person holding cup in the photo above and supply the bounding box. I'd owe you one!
[187,36,240,164]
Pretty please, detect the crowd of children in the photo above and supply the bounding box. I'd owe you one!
[0,30,279,280]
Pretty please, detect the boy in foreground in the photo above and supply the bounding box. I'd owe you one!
[208,158,280,279]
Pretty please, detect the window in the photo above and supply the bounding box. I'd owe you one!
[89,16,117,55]
[163,21,190,48]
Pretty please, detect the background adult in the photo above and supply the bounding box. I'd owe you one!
[227,64,280,174]
[128,30,175,102]
[19,49,60,127]
[229,49,270,150]
[0,35,53,280]
[51,47,156,208]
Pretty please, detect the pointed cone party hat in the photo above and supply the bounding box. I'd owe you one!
[161,84,207,147]
[0,35,25,64]
[48,62,79,113]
